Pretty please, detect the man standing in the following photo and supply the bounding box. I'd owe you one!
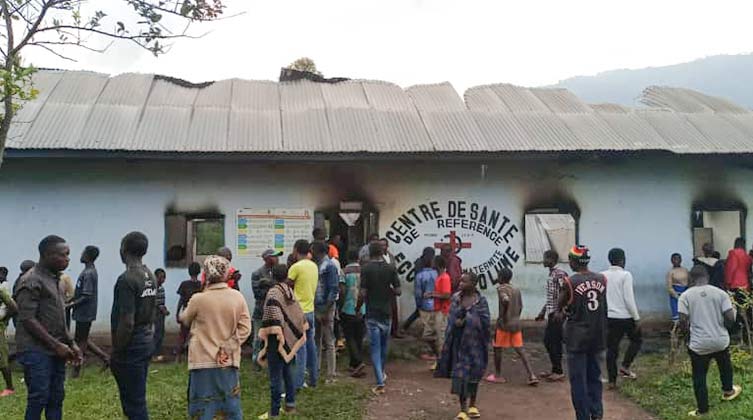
[694,243,725,289]
[680,266,742,417]
[559,245,607,420]
[312,240,340,382]
[535,249,568,382]
[110,231,157,420]
[357,241,401,395]
[0,266,18,397]
[440,243,463,292]
[602,248,642,389]
[252,249,282,368]
[68,245,110,377]
[724,237,752,333]
[340,250,366,376]
[289,239,319,389]
[380,238,403,338]
[14,235,82,420]
[667,253,689,323]
[151,268,169,361]
[175,262,202,361]
[359,233,380,265]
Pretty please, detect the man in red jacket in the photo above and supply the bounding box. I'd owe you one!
[724,237,752,333]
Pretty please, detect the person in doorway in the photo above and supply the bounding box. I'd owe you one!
[724,237,752,334]
[357,241,401,395]
[680,265,743,417]
[151,268,169,361]
[340,250,366,377]
[440,243,463,292]
[289,239,319,390]
[15,235,82,420]
[252,249,283,369]
[359,233,380,265]
[312,240,340,383]
[694,243,725,289]
[487,268,538,386]
[401,248,436,334]
[175,262,202,362]
[603,248,642,389]
[0,266,18,397]
[110,231,157,420]
[181,255,251,420]
[414,250,438,361]
[559,245,607,420]
[257,264,308,419]
[68,245,110,377]
[535,249,568,382]
[435,272,490,420]
[667,253,690,323]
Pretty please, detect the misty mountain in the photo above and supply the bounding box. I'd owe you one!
[553,53,753,109]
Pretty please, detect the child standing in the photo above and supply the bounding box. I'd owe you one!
[436,273,490,420]
[152,268,169,361]
[486,268,538,385]
[175,262,203,361]
[414,249,438,360]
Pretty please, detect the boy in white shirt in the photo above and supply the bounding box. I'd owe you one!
[602,248,642,389]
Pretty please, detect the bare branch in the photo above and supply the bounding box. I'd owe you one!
[30,42,77,61]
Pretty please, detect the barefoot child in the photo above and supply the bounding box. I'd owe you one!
[486,268,538,385]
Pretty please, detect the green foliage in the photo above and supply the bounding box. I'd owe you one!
[0,59,38,120]
[620,347,753,420]
[288,57,321,75]
[0,363,369,419]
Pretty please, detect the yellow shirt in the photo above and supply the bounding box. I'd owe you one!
[289,259,318,313]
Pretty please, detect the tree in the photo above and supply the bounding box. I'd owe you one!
[288,57,320,75]
[0,0,226,168]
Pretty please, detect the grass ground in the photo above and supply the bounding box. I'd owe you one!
[0,362,369,419]
[620,345,753,420]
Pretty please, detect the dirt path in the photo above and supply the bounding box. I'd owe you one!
[364,343,655,420]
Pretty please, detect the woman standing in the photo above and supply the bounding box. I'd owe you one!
[436,272,491,420]
[257,264,309,419]
[180,255,252,420]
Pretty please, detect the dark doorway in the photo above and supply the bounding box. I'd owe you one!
[315,205,378,265]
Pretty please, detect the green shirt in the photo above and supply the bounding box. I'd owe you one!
[289,259,318,313]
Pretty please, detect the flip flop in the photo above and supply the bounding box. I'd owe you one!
[484,374,506,383]
[455,412,470,420]
[687,409,704,417]
[468,406,481,418]
[722,384,742,401]
[527,377,540,386]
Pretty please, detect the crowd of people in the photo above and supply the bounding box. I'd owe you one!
[0,230,750,419]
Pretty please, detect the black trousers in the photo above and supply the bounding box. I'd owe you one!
[341,313,365,368]
[606,318,642,383]
[689,348,733,414]
[543,315,564,374]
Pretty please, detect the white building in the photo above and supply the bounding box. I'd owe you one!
[2,69,753,332]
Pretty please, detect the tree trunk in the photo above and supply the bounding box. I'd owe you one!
[0,0,14,170]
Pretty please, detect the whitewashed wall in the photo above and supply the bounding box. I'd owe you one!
[0,156,749,333]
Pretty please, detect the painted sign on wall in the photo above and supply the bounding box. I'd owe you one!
[384,200,521,290]
[236,208,313,258]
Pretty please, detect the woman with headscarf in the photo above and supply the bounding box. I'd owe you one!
[257,264,309,419]
[180,255,252,420]
[435,272,491,420]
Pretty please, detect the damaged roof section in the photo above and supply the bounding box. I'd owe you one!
[8,70,753,155]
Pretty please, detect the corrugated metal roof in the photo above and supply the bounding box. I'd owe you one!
[8,69,753,155]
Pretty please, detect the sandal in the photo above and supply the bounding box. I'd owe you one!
[527,376,540,386]
[687,409,705,417]
[484,373,506,383]
[455,412,470,420]
[722,384,742,401]
[468,406,481,418]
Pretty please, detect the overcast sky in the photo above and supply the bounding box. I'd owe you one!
[21,0,753,93]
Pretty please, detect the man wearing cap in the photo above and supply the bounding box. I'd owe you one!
[252,249,283,367]
[557,245,608,420]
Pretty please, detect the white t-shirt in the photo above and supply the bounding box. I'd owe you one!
[678,285,735,355]
[0,282,9,319]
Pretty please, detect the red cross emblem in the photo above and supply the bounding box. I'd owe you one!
[434,230,472,255]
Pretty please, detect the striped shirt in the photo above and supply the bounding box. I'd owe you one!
[546,267,568,316]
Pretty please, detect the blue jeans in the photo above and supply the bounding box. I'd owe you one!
[111,327,153,420]
[188,368,242,420]
[294,312,318,389]
[567,351,604,420]
[366,318,391,387]
[268,336,296,416]
[19,350,66,420]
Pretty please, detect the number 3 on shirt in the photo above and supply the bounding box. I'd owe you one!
[586,290,599,311]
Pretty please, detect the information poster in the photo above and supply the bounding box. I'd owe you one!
[236,208,313,258]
